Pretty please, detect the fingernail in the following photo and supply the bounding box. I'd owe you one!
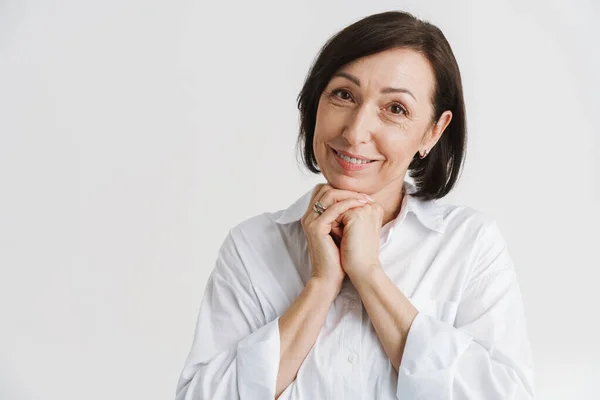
[358,198,368,203]
[362,194,375,201]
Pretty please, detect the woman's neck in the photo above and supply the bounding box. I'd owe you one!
[374,183,407,227]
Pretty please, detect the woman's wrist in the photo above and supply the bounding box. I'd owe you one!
[307,276,343,299]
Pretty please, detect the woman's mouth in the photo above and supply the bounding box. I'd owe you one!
[331,147,377,171]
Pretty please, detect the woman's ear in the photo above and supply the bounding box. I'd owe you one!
[428,110,453,148]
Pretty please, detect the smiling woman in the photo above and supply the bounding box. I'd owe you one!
[309,47,455,226]
[297,13,467,206]
[175,10,534,400]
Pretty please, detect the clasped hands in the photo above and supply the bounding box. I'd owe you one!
[307,183,385,283]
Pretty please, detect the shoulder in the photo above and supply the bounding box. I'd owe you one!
[433,201,512,275]
[433,200,500,237]
[213,211,288,281]
[216,212,273,261]
[425,202,516,294]
[429,200,508,259]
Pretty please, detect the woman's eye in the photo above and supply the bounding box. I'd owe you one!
[388,103,407,116]
[330,89,407,116]
[332,89,352,101]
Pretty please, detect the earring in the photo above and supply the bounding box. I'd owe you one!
[419,149,429,159]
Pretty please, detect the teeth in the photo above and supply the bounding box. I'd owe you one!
[335,150,371,164]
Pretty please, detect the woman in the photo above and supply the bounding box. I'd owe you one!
[176,10,534,400]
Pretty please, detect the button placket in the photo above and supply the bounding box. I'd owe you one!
[338,282,363,398]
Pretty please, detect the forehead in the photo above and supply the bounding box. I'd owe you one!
[334,48,436,99]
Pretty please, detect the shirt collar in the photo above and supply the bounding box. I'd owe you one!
[273,180,445,234]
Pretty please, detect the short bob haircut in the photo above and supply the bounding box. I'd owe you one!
[296,10,467,201]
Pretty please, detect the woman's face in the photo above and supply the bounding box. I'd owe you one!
[313,48,452,195]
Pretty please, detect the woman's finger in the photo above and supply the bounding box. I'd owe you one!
[315,186,370,210]
[303,185,371,236]
[305,185,368,223]
[310,198,368,234]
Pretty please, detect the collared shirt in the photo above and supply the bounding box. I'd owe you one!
[175,180,535,399]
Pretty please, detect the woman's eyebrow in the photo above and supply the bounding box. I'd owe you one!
[332,71,418,103]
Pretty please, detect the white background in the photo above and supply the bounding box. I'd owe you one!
[1,0,598,399]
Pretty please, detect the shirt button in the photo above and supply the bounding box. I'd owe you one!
[348,354,357,364]
[349,300,357,308]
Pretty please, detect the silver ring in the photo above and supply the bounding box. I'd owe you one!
[312,201,326,215]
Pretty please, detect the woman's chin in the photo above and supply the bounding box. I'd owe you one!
[325,173,367,192]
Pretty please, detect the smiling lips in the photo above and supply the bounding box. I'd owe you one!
[333,148,374,162]
[332,147,377,171]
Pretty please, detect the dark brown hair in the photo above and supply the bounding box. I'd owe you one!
[295,10,467,200]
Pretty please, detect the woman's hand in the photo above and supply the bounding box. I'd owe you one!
[301,184,371,293]
[339,201,384,280]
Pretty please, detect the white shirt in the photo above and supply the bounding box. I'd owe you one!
[175,180,535,399]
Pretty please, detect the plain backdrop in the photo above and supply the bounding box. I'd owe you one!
[1,0,598,399]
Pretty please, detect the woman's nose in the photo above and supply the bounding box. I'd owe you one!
[342,105,375,145]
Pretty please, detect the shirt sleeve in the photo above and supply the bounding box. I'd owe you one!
[175,231,281,399]
[396,219,535,399]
